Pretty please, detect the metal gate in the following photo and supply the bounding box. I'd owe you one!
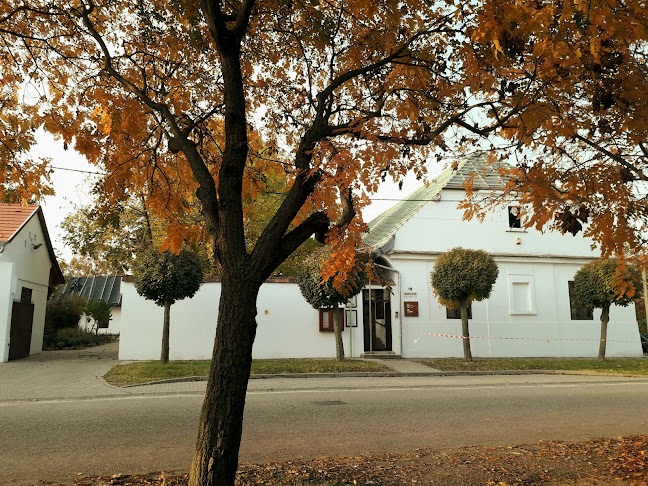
[9,301,34,361]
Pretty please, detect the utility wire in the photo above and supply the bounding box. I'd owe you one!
[49,166,108,175]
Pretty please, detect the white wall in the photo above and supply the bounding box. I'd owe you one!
[0,262,15,362]
[393,189,598,257]
[119,257,642,361]
[119,281,350,361]
[388,255,642,358]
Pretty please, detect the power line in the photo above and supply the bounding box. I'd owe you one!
[49,166,107,175]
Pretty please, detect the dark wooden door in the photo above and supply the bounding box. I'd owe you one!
[9,301,34,361]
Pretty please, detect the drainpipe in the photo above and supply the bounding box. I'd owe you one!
[368,278,372,354]
[642,267,648,333]
[374,263,402,357]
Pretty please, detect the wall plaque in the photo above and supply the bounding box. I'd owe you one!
[404,301,419,317]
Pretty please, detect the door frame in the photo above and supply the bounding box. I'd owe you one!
[362,288,392,352]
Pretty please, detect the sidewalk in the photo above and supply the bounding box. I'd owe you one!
[0,342,131,402]
[5,344,640,404]
[366,358,440,374]
[0,343,443,402]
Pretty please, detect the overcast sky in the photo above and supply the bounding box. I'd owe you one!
[33,133,436,263]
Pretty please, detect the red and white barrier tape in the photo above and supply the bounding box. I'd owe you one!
[417,331,636,344]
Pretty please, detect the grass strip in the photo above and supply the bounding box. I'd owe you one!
[105,359,390,385]
[420,357,648,375]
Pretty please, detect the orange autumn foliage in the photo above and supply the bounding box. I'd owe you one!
[0,3,647,483]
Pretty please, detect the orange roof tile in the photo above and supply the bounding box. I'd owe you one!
[0,204,39,241]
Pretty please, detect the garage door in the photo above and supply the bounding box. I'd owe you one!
[9,301,34,361]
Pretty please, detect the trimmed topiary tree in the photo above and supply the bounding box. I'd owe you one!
[133,247,204,363]
[298,249,367,361]
[573,259,641,360]
[431,248,499,361]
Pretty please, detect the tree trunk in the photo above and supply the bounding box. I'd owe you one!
[598,304,610,361]
[188,277,260,486]
[460,303,472,362]
[332,306,344,362]
[161,299,171,364]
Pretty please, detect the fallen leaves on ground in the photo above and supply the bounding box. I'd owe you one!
[59,435,648,486]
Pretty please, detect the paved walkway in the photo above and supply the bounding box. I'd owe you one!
[367,358,438,373]
[0,342,131,401]
[0,343,443,402]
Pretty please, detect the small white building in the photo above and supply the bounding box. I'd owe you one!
[59,276,122,334]
[0,205,65,362]
[118,153,642,360]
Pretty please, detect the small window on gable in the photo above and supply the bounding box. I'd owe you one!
[508,206,522,229]
[568,281,594,320]
[446,305,472,320]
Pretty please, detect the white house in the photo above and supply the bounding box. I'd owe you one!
[118,153,642,361]
[361,152,642,358]
[0,204,65,362]
[60,276,122,335]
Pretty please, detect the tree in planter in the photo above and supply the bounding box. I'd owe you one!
[298,249,368,361]
[133,247,204,364]
[431,248,499,361]
[85,300,112,334]
[573,259,641,360]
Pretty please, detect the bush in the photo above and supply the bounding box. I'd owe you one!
[43,327,117,350]
[86,300,112,331]
[45,293,88,332]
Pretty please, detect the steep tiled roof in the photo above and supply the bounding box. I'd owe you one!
[0,204,65,285]
[363,152,508,253]
[0,204,39,241]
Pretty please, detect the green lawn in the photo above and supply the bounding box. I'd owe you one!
[105,359,390,385]
[419,358,648,375]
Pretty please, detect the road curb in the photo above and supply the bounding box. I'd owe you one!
[120,369,599,387]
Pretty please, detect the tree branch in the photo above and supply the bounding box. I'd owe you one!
[574,134,648,181]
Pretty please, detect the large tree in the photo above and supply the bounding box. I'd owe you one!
[0,1,647,485]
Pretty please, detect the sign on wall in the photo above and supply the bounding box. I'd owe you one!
[404,301,419,317]
[319,308,345,332]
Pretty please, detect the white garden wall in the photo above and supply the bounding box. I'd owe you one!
[119,280,350,361]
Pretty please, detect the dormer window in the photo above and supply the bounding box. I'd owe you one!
[508,206,522,229]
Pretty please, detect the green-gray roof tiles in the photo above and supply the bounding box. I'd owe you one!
[362,152,508,253]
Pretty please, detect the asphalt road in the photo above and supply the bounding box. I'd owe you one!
[2,375,648,485]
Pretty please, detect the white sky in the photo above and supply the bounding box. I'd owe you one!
[33,134,436,263]
[33,132,102,262]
